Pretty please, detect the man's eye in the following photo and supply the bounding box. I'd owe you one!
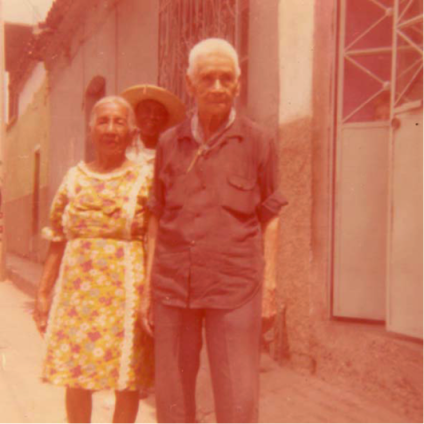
[221,74,234,83]
[201,75,214,83]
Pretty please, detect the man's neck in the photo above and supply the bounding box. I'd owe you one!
[198,111,230,142]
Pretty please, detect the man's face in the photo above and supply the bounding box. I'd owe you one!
[186,51,240,118]
[91,102,133,158]
[135,99,169,140]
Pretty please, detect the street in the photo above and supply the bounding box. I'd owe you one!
[0,279,156,423]
[0,277,418,423]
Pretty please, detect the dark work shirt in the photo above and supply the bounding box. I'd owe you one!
[148,115,287,309]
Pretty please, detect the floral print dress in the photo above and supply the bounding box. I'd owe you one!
[41,161,153,391]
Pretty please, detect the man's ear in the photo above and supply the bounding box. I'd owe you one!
[186,73,195,97]
[235,77,241,97]
[129,127,139,144]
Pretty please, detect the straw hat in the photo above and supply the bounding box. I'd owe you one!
[121,84,186,130]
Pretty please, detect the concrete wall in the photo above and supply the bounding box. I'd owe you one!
[274,1,422,419]
[246,0,280,129]
[46,0,159,200]
[4,75,50,260]
[275,0,316,369]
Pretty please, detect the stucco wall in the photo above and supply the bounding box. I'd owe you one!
[47,0,159,201]
[5,76,50,259]
[246,0,280,129]
[275,0,316,369]
[274,1,423,419]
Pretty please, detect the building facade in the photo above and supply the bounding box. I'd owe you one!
[4,0,422,419]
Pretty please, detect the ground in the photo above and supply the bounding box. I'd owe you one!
[0,275,418,423]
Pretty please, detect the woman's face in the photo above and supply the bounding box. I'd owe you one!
[91,102,133,159]
[135,99,169,141]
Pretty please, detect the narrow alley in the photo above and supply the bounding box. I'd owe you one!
[0,270,418,423]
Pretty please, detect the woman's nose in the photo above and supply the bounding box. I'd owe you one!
[106,121,117,132]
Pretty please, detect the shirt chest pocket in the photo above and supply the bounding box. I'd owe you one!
[221,174,258,216]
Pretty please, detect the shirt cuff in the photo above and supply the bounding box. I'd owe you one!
[258,191,288,222]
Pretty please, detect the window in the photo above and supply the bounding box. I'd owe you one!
[158,0,249,110]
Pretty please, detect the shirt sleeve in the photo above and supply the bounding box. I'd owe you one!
[42,171,71,242]
[147,138,165,217]
[257,134,288,222]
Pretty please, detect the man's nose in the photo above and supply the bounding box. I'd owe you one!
[212,78,223,91]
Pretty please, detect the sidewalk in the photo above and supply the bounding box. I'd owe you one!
[5,252,417,423]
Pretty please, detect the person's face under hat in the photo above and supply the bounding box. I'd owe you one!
[135,99,169,143]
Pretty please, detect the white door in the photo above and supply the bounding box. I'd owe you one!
[333,0,423,332]
[333,0,394,320]
[386,106,423,338]
[386,0,423,339]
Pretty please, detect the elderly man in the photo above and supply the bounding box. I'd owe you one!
[141,38,286,423]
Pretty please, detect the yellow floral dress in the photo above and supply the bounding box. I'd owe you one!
[41,161,153,391]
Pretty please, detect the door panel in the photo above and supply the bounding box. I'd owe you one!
[387,108,423,339]
[333,125,389,319]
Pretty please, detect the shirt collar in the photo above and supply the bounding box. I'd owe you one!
[176,111,246,144]
[131,137,156,163]
[190,108,237,145]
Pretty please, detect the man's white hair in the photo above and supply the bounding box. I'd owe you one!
[187,38,241,79]
[89,95,137,132]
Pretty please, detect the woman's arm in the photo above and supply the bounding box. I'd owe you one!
[33,241,66,334]
[139,214,159,336]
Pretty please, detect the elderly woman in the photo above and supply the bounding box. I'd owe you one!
[33,96,153,423]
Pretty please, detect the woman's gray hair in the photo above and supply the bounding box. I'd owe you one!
[89,95,137,132]
[187,38,241,79]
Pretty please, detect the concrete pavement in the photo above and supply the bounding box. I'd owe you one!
[1,253,418,423]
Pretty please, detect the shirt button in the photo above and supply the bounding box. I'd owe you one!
[191,240,195,245]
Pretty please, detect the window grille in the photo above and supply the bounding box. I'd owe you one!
[158,0,249,111]
[338,0,423,124]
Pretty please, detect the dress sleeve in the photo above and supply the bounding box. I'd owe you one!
[42,171,71,242]
[132,171,154,240]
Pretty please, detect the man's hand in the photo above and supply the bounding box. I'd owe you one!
[262,216,279,319]
[139,292,154,337]
[33,293,52,335]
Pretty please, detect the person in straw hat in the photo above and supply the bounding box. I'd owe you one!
[121,84,185,173]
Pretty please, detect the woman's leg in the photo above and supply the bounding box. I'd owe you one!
[113,390,140,423]
[66,388,93,423]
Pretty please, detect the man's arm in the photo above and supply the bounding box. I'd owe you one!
[139,214,159,336]
[262,216,280,318]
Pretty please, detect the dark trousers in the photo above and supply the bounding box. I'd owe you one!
[154,290,262,423]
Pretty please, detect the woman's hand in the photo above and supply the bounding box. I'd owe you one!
[33,293,52,335]
[33,241,66,335]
